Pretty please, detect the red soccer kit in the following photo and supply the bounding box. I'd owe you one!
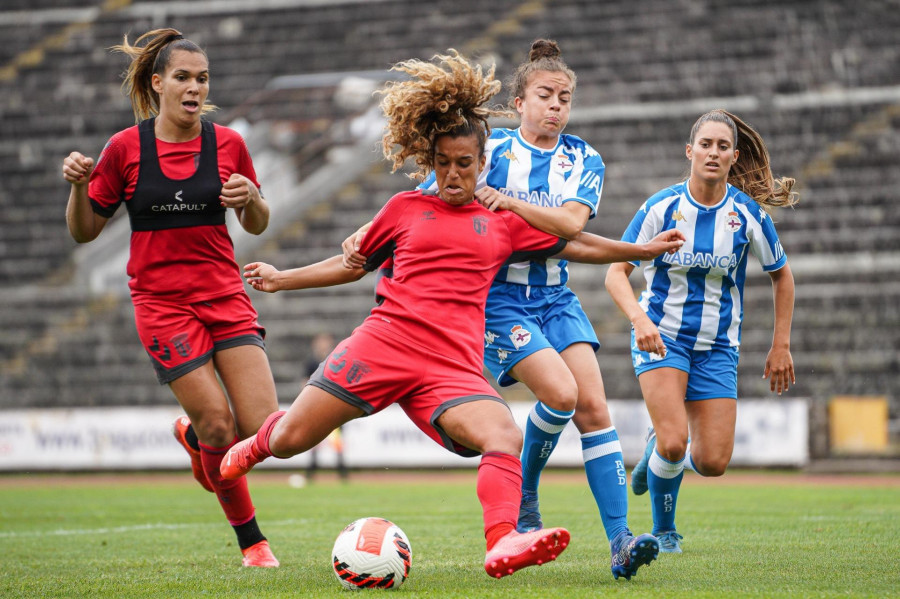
[88,120,265,383]
[88,121,260,305]
[309,190,566,454]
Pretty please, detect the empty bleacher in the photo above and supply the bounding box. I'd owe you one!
[1,1,898,447]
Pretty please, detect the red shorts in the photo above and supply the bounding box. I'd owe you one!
[308,321,505,457]
[133,292,265,384]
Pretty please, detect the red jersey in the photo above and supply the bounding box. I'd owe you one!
[88,121,260,304]
[358,190,566,370]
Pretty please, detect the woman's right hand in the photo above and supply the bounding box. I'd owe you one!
[62,152,94,186]
[632,313,667,357]
[243,262,281,293]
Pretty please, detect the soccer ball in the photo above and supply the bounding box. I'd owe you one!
[332,517,412,590]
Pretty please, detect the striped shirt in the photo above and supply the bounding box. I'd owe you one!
[420,127,604,287]
[621,180,787,350]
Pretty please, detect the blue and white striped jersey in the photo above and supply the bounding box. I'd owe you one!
[419,127,605,287]
[622,180,787,350]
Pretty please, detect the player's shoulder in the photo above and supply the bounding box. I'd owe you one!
[489,127,516,141]
[211,122,247,146]
[97,125,140,164]
[728,185,768,220]
[642,182,684,211]
[106,124,140,147]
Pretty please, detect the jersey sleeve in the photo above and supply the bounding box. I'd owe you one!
[503,212,567,262]
[218,125,262,191]
[746,206,787,271]
[562,139,604,218]
[88,132,129,218]
[621,199,662,266]
[359,194,406,272]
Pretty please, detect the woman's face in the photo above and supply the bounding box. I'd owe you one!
[152,49,209,130]
[515,70,572,147]
[686,121,739,185]
[433,134,486,206]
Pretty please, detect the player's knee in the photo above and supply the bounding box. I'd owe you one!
[692,454,729,477]
[193,415,236,448]
[655,436,688,463]
[536,381,578,412]
[480,424,523,456]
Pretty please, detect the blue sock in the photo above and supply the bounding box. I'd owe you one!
[521,402,574,496]
[581,426,629,541]
[648,450,685,534]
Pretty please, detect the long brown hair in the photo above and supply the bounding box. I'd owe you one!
[690,109,799,210]
[111,28,216,122]
[507,38,577,107]
[378,50,509,180]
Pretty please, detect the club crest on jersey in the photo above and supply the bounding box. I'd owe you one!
[509,325,532,349]
[554,152,574,173]
[472,215,488,236]
[724,211,742,233]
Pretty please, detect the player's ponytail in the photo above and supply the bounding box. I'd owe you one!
[378,50,509,180]
[508,38,577,107]
[112,28,216,122]
[690,109,799,211]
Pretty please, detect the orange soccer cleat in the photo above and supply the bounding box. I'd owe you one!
[484,527,570,579]
[241,540,280,568]
[220,435,266,480]
[172,416,214,493]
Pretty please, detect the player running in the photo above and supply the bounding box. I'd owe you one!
[605,109,798,554]
[62,28,279,567]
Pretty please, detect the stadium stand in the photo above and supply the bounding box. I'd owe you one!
[1,0,898,457]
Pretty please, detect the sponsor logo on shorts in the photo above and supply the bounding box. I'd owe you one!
[328,348,348,373]
[484,330,498,347]
[497,349,509,363]
[148,335,171,362]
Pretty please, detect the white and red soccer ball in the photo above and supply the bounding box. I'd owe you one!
[332,517,412,590]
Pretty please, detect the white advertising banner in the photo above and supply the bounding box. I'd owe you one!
[0,399,808,471]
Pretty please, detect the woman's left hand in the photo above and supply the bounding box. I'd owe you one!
[763,345,795,395]
[220,173,258,209]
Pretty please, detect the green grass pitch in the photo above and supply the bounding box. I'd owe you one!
[1,470,898,598]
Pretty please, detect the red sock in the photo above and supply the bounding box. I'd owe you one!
[253,410,287,457]
[478,451,521,550]
[200,438,257,526]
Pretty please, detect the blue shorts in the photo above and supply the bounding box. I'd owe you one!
[631,331,739,400]
[483,281,599,387]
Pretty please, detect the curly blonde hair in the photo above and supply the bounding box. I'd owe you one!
[111,28,217,122]
[690,109,799,210]
[379,50,510,180]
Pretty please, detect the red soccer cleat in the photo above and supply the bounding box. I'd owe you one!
[172,416,214,493]
[484,527,570,579]
[220,435,266,480]
[241,540,280,568]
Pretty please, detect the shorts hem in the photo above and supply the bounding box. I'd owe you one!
[155,351,213,385]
